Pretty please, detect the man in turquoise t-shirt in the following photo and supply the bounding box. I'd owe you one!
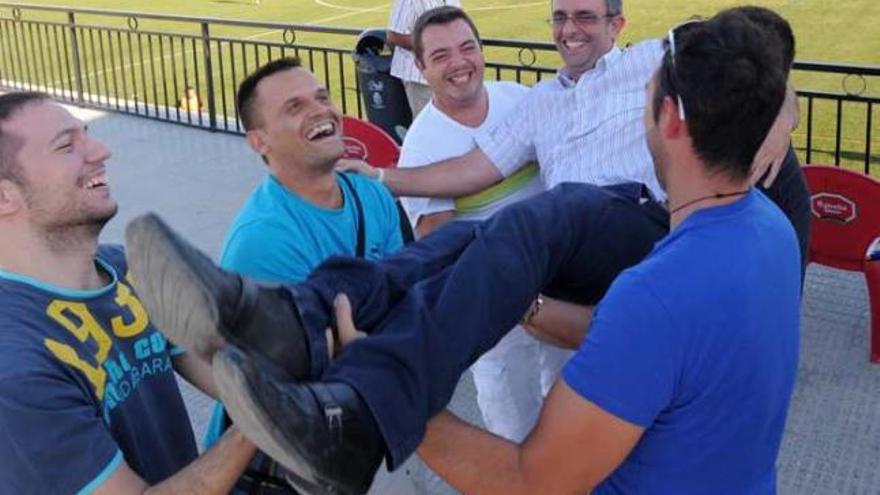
[205,57,402,493]
[222,57,402,283]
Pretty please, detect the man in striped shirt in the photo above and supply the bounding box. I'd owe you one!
[350,0,807,344]
[527,1,810,277]
[387,0,461,116]
[367,0,798,202]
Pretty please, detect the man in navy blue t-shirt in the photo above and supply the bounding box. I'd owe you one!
[0,93,256,493]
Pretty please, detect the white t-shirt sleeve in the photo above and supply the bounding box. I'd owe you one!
[475,93,539,177]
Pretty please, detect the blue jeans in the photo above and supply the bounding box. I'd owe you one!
[285,182,669,467]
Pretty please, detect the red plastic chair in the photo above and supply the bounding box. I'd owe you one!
[341,116,399,169]
[803,165,880,363]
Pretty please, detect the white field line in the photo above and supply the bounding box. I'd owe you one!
[245,2,390,41]
[48,2,389,89]
[313,0,381,12]
[46,0,540,89]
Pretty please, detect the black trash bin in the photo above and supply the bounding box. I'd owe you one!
[353,29,412,144]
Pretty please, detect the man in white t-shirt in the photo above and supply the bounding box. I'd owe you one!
[399,5,549,443]
[387,0,460,116]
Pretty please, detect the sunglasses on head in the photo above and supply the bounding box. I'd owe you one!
[665,18,704,121]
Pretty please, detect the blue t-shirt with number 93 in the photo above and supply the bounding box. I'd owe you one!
[0,245,198,494]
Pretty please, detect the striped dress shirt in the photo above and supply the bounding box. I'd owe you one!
[388,0,461,84]
[476,39,667,200]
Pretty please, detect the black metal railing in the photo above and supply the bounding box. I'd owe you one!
[0,3,876,175]
[791,62,879,174]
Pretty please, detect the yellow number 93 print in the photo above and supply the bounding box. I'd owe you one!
[42,281,151,401]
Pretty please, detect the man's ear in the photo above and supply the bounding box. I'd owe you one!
[415,56,425,72]
[0,179,24,216]
[610,15,627,39]
[245,129,269,157]
[659,95,686,139]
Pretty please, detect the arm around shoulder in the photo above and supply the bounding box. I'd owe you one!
[382,147,503,198]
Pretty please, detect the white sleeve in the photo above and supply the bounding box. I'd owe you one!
[629,38,665,69]
[474,94,539,177]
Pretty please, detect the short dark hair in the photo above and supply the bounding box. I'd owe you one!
[605,0,623,16]
[412,6,481,63]
[721,5,795,71]
[0,92,49,184]
[236,57,302,131]
[653,12,787,180]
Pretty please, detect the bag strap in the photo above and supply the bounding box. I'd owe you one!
[337,172,366,258]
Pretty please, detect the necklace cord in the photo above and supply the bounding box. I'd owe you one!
[669,189,749,215]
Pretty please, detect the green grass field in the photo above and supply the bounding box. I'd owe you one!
[3,0,878,172]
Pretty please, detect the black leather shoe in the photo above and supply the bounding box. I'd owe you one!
[125,213,311,381]
[213,346,384,495]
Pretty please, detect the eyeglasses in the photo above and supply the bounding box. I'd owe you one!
[546,12,617,28]
[665,19,703,120]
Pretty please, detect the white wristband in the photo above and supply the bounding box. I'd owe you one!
[376,168,385,183]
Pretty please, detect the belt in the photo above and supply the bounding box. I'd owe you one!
[235,469,300,495]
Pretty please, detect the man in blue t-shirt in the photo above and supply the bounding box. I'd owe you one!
[0,93,256,494]
[414,13,801,494]
[206,58,403,492]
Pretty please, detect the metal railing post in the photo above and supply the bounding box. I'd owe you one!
[67,11,84,103]
[200,22,217,130]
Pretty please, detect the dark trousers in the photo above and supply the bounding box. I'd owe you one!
[286,182,669,467]
[285,148,811,468]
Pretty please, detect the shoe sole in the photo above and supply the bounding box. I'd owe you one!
[213,348,330,495]
[125,214,226,359]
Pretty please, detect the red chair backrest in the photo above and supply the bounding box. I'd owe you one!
[803,165,880,271]
[342,116,399,169]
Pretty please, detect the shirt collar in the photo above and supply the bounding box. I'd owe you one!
[572,45,623,87]
[555,67,577,89]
